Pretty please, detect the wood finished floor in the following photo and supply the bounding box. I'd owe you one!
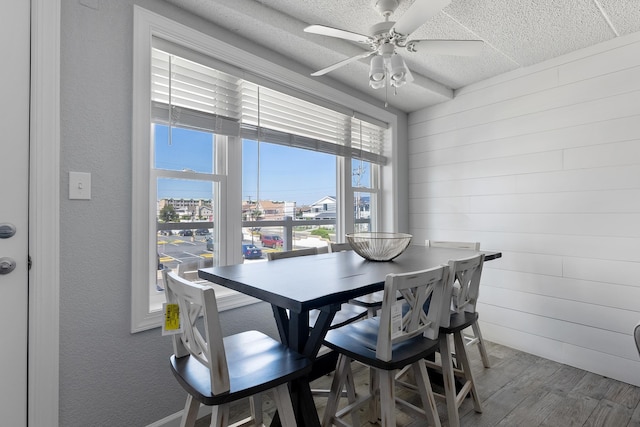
[195,340,640,426]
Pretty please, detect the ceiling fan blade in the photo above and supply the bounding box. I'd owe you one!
[406,39,484,56]
[391,0,451,36]
[311,51,376,76]
[304,25,372,44]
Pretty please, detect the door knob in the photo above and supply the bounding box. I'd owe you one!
[0,223,16,239]
[0,258,16,275]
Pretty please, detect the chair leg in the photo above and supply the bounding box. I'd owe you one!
[453,331,482,413]
[344,361,361,427]
[471,321,491,368]
[180,395,200,427]
[378,369,397,427]
[439,333,460,427]
[412,360,441,427]
[322,355,350,427]
[209,403,229,427]
[272,384,297,427]
[249,394,262,426]
[369,366,380,424]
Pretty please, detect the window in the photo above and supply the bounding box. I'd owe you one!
[132,7,394,332]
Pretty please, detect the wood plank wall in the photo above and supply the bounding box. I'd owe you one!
[407,32,640,386]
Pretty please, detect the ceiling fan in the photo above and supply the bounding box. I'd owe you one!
[304,0,484,89]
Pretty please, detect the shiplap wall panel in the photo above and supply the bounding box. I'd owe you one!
[410,151,563,183]
[563,257,640,287]
[478,304,638,361]
[410,115,640,165]
[564,139,640,169]
[409,175,517,198]
[558,38,640,84]
[516,164,640,193]
[481,251,562,276]
[409,213,640,237]
[479,286,638,336]
[415,66,640,138]
[408,32,640,385]
[408,196,470,214]
[409,90,640,152]
[481,269,640,312]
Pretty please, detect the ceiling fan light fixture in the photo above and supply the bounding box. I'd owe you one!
[388,53,413,87]
[369,79,386,89]
[369,55,386,82]
[389,54,406,81]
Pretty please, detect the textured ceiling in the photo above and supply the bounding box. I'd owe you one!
[165,0,640,113]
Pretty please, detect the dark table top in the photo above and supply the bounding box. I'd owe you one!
[198,244,502,313]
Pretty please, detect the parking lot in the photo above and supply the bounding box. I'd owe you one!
[156,233,277,270]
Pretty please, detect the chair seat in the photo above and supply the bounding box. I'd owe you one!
[309,303,368,329]
[170,330,312,406]
[324,317,440,371]
[441,311,478,334]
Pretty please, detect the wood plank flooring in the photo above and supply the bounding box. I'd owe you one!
[195,340,640,426]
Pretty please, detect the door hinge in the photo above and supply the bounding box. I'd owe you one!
[28,255,32,270]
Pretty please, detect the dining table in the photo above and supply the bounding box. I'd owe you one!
[199,243,502,426]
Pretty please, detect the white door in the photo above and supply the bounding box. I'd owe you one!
[0,0,30,425]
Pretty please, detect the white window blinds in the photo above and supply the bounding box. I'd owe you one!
[151,47,387,164]
[151,49,242,136]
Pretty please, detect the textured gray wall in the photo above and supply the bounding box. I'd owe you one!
[59,1,407,425]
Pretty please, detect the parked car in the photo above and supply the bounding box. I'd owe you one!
[178,229,193,236]
[242,244,263,259]
[260,234,283,248]
[195,228,209,235]
[206,235,214,251]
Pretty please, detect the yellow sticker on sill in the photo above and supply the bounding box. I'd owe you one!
[162,303,182,335]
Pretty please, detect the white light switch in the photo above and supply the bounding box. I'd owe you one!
[69,172,91,200]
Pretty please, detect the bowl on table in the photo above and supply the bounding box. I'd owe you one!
[346,232,412,261]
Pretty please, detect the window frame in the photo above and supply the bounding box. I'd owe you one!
[132,6,400,333]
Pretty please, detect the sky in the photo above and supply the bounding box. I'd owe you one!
[155,125,343,206]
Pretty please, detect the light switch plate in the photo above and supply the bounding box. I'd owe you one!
[69,171,91,200]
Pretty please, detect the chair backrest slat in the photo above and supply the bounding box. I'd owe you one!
[449,254,485,315]
[162,270,230,395]
[329,242,352,253]
[426,240,480,250]
[267,247,318,261]
[375,265,453,362]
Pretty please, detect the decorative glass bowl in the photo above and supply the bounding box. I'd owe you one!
[346,232,413,261]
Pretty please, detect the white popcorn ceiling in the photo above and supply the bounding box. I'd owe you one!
[165,0,640,112]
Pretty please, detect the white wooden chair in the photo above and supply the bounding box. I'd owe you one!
[162,270,311,427]
[322,264,454,427]
[423,254,486,427]
[426,240,490,368]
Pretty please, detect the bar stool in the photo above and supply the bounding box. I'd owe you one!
[162,270,311,427]
[426,240,491,368]
[424,254,486,427]
[322,264,454,427]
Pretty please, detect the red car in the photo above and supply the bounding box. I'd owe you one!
[260,234,283,248]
